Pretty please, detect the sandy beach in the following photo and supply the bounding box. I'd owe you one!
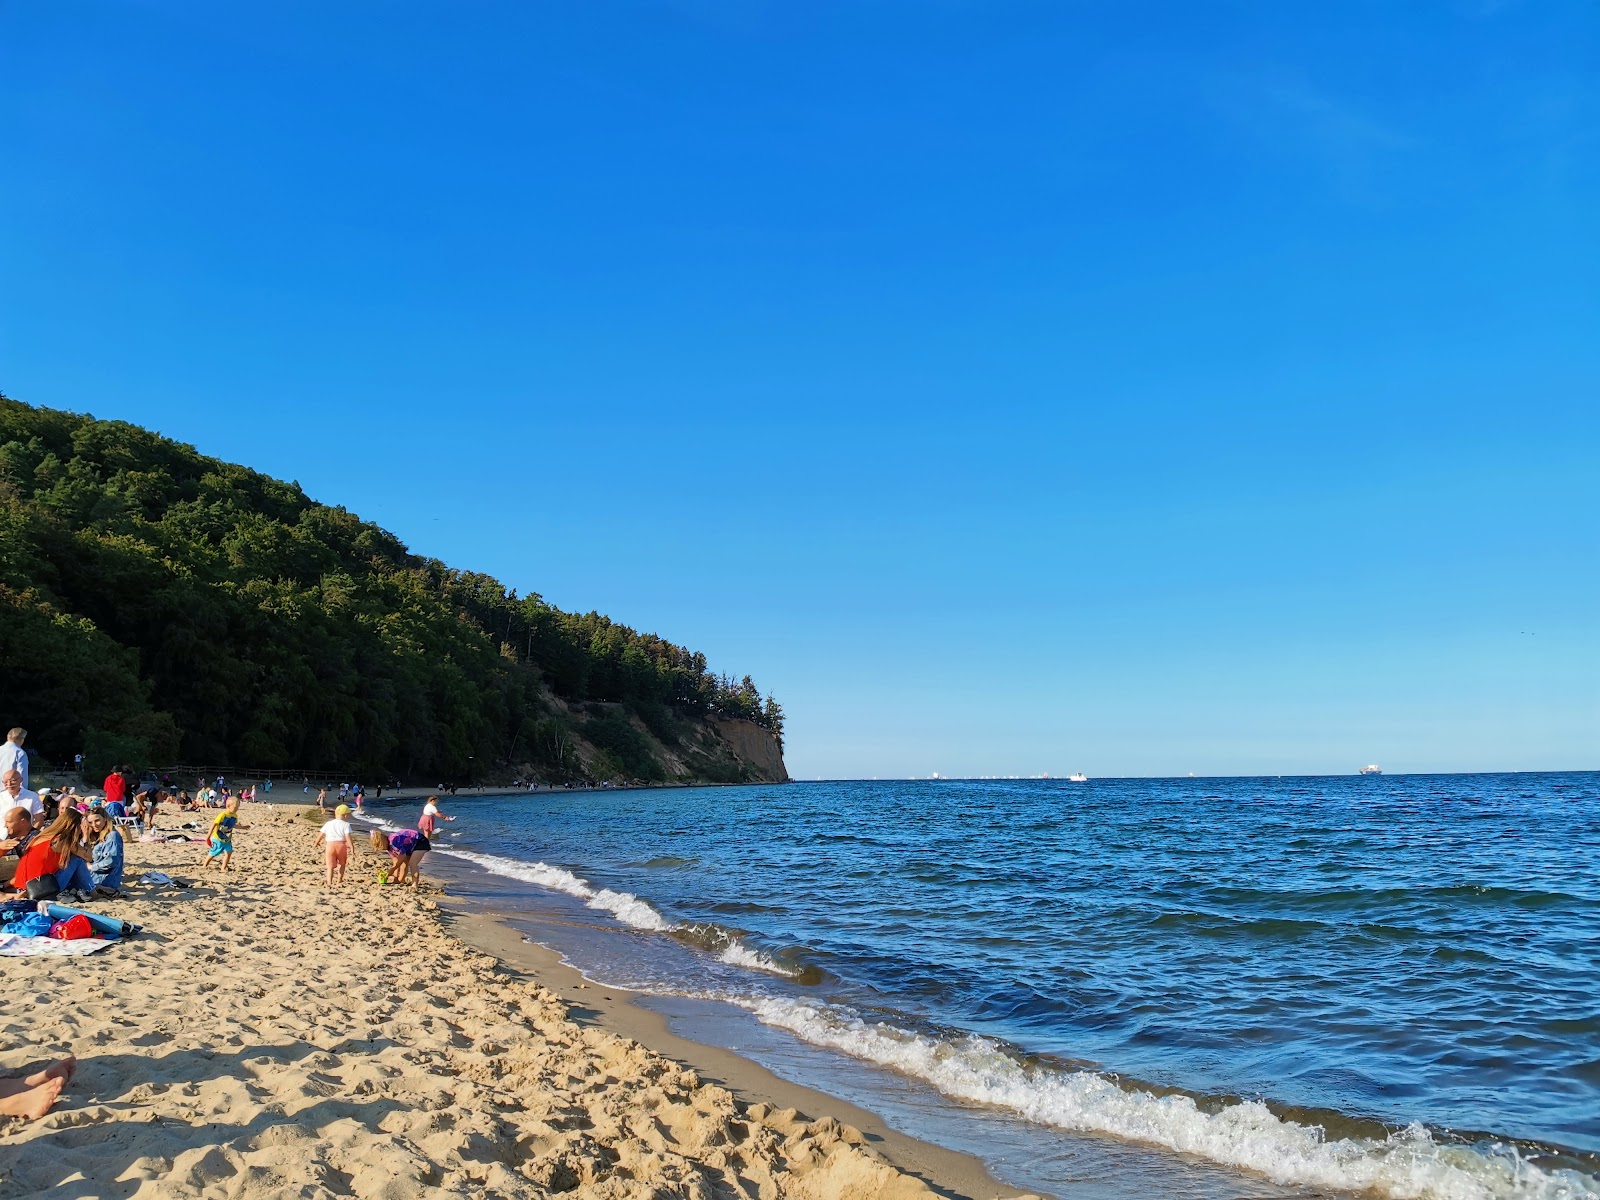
[0,802,1029,1200]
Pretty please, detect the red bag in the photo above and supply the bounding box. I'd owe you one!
[48,914,96,941]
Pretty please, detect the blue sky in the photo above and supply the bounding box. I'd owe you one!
[3,1,1596,778]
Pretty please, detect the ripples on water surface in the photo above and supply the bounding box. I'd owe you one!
[376,773,1600,1199]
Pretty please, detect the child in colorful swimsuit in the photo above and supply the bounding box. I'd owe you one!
[314,804,354,886]
[202,797,247,871]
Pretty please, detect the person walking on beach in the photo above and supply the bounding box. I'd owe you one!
[314,803,354,886]
[203,796,247,872]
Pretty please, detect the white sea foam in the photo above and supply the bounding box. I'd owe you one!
[588,887,672,931]
[436,846,799,974]
[735,996,1599,1200]
[444,849,593,899]
[716,940,798,977]
[442,848,669,930]
[350,815,794,969]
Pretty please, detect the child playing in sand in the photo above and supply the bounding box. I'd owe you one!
[314,803,354,886]
[371,827,430,886]
[202,796,247,871]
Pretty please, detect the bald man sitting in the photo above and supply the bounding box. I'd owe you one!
[0,805,37,887]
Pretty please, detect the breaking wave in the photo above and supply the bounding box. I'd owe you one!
[424,843,805,980]
[733,995,1599,1200]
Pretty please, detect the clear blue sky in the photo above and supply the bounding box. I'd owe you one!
[3,2,1596,778]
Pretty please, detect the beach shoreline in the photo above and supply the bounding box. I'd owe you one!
[0,801,1030,1200]
[434,894,1033,1200]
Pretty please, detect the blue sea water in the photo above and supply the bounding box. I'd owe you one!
[368,773,1600,1200]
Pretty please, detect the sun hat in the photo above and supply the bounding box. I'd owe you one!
[335,803,350,816]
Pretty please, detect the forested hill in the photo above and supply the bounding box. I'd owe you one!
[0,396,787,785]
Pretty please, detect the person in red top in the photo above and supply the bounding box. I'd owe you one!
[102,769,127,807]
[8,809,95,897]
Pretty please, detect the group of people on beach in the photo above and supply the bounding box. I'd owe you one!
[2,732,128,900]
[0,719,482,1124]
[1,718,455,897]
[0,792,126,901]
[313,793,452,888]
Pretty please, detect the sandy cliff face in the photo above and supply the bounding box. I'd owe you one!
[711,717,790,783]
[516,698,788,787]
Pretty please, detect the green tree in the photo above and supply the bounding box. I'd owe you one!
[0,394,784,780]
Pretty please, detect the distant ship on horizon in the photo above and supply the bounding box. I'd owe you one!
[1067,772,1088,782]
[1359,764,1383,775]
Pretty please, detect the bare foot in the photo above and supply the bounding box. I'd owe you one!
[23,1056,75,1086]
[0,1076,62,1120]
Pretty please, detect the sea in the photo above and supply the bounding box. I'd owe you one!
[361,773,1600,1200]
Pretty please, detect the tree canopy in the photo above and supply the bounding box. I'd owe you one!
[0,396,784,782]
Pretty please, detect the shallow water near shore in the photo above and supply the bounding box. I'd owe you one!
[364,773,1600,1200]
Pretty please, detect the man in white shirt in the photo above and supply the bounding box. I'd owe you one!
[0,728,28,791]
[0,768,42,828]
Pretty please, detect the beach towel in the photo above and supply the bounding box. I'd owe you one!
[0,898,36,922]
[0,932,113,956]
[6,912,54,937]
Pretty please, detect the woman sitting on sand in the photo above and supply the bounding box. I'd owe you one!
[83,807,125,896]
[8,809,96,898]
[371,828,430,886]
